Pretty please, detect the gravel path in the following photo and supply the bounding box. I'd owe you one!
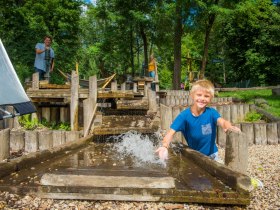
[0,144,279,210]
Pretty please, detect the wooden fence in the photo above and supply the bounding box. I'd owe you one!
[0,129,81,162]
[160,90,233,106]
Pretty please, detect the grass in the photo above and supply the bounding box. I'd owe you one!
[217,89,280,117]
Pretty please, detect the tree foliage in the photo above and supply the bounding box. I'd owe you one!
[0,0,279,87]
[220,0,280,85]
[0,0,82,83]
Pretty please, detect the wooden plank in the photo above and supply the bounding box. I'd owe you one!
[97,91,134,99]
[84,103,97,137]
[41,173,175,188]
[39,83,70,89]
[38,193,161,202]
[116,99,148,110]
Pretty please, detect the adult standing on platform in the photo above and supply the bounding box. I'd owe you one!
[34,35,55,80]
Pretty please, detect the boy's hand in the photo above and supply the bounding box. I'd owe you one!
[226,125,241,134]
[155,146,168,161]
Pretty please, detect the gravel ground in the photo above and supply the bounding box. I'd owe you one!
[0,144,279,210]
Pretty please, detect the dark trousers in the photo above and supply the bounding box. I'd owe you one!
[34,67,45,80]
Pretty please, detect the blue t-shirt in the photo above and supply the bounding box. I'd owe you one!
[170,107,220,156]
[34,43,55,72]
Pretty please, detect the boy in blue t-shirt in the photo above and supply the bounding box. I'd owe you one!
[156,80,240,161]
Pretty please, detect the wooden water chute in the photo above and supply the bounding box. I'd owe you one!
[26,71,159,135]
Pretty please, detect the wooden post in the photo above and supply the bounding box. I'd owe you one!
[230,104,238,123]
[65,131,80,143]
[225,124,248,174]
[25,131,38,153]
[217,126,226,148]
[121,82,126,91]
[267,123,278,145]
[52,130,66,147]
[148,88,157,112]
[10,130,25,152]
[223,105,231,121]
[89,75,97,101]
[83,75,97,137]
[133,83,137,92]
[241,123,254,146]
[254,123,267,145]
[60,107,69,123]
[42,107,51,122]
[243,104,250,118]
[237,104,244,122]
[71,71,79,131]
[38,131,53,151]
[50,107,59,123]
[160,104,172,130]
[4,106,14,129]
[144,82,151,97]
[32,72,39,90]
[111,81,118,91]
[0,128,10,161]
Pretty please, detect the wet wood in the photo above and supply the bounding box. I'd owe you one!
[116,99,148,110]
[41,173,175,188]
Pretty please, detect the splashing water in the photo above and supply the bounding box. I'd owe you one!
[112,131,165,167]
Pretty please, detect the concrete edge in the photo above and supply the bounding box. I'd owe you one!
[0,134,94,179]
[180,146,252,193]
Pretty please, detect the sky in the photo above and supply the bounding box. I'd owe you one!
[84,0,96,4]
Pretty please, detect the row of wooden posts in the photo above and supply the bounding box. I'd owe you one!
[160,90,233,107]
[0,128,81,162]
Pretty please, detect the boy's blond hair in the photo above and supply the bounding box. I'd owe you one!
[190,80,215,97]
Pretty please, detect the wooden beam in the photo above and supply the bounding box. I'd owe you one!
[70,71,79,131]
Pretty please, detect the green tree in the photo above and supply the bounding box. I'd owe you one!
[221,0,280,86]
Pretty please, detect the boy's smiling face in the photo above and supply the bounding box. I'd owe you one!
[191,89,212,109]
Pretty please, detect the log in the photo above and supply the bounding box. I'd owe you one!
[225,125,248,174]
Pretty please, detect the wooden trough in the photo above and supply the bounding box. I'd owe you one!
[0,140,252,205]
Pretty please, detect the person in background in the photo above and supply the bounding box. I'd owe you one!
[148,54,157,90]
[34,35,55,80]
[156,80,241,161]
[180,82,185,90]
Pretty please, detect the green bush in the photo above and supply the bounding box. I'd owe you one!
[18,114,44,130]
[243,111,262,122]
[19,114,70,131]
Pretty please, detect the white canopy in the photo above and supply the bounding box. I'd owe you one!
[0,39,36,119]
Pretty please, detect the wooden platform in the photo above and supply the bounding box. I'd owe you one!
[26,89,136,103]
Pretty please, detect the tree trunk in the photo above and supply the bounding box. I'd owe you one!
[173,0,183,90]
[199,0,219,80]
[140,24,148,77]
[129,26,134,77]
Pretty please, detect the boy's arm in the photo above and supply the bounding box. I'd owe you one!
[156,129,176,160]
[217,117,241,133]
[162,129,176,148]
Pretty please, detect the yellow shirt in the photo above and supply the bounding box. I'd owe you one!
[148,59,156,72]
